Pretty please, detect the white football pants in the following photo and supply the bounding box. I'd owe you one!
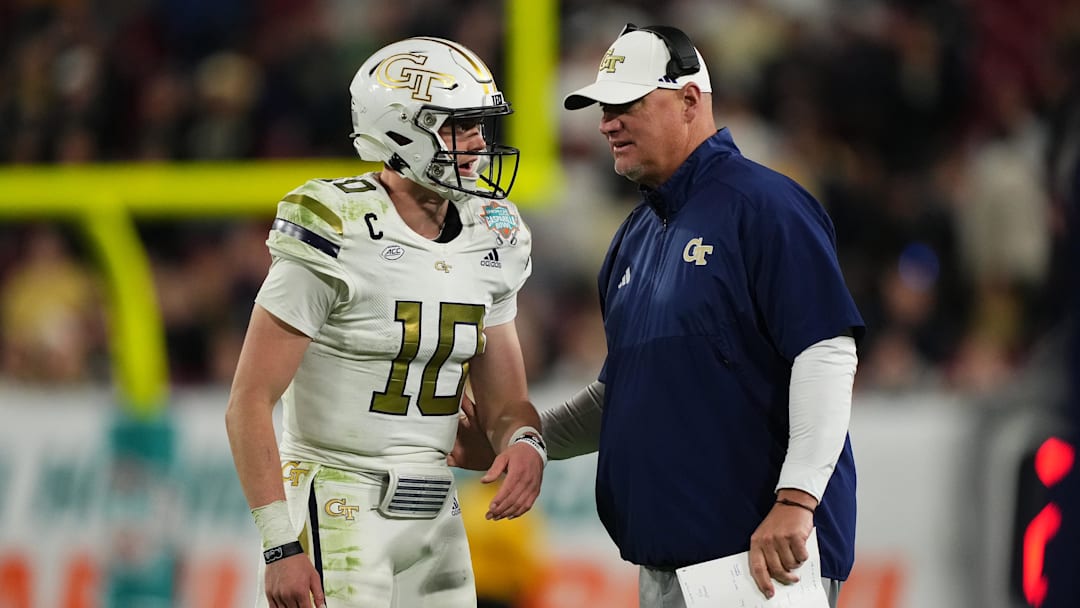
[255,461,475,608]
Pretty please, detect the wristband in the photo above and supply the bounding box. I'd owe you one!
[263,540,304,564]
[775,497,816,515]
[508,426,548,467]
[251,500,297,550]
[508,426,546,450]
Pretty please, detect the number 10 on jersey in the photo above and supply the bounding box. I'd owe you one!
[371,301,486,416]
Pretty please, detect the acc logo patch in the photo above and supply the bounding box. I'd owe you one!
[478,201,519,245]
[381,245,405,261]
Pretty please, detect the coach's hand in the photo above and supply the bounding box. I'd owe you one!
[748,489,816,599]
[266,554,325,608]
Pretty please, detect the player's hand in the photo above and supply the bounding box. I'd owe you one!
[481,440,544,520]
[265,553,325,608]
[448,392,498,471]
[747,491,816,599]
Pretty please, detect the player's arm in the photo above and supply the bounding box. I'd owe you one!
[466,320,545,520]
[749,335,857,599]
[225,304,309,514]
[226,257,341,608]
[225,304,325,608]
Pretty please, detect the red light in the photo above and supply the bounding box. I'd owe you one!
[1024,503,1062,607]
[1035,437,1075,488]
[1023,437,1075,607]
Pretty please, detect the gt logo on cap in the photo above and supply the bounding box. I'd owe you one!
[599,49,625,73]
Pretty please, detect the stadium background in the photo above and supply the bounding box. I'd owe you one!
[1,0,1078,606]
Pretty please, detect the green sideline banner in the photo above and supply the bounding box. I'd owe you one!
[0,387,988,608]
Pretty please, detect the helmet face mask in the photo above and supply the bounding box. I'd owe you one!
[419,104,518,199]
[349,37,520,201]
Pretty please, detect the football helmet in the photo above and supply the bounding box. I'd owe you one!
[349,37,519,201]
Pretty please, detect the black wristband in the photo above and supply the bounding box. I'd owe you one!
[776,497,816,515]
[263,541,304,564]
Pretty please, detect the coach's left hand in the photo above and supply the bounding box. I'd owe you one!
[748,489,817,599]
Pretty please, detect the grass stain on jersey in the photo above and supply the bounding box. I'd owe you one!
[316,468,356,484]
[341,199,388,221]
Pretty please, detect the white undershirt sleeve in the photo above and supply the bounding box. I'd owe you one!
[539,381,605,460]
[776,335,858,501]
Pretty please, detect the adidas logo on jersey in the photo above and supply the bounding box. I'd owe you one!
[480,249,502,268]
[618,266,631,288]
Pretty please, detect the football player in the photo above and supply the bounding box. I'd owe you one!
[225,37,546,608]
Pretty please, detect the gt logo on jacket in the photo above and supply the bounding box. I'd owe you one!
[682,237,714,266]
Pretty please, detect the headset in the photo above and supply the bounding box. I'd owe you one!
[620,23,700,79]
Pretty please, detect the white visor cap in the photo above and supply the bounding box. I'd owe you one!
[564,29,712,110]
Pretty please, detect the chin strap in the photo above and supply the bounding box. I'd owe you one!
[388,153,409,173]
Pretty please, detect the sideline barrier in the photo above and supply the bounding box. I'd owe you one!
[1,387,993,607]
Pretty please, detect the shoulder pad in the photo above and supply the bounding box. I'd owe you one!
[265,179,355,290]
[268,174,385,255]
[273,179,349,250]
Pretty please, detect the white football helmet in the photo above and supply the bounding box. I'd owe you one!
[349,37,519,201]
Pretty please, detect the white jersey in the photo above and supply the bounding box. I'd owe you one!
[255,173,532,473]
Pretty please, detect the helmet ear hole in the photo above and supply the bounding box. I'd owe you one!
[386,131,413,146]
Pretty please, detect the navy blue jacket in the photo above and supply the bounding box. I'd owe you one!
[595,129,865,579]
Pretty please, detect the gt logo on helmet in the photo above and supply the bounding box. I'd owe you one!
[349,37,520,201]
[377,53,455,102]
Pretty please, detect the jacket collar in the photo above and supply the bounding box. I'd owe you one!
[642,128,740,219]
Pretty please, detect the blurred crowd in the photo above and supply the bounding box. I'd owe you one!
[1,0,1078,399]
